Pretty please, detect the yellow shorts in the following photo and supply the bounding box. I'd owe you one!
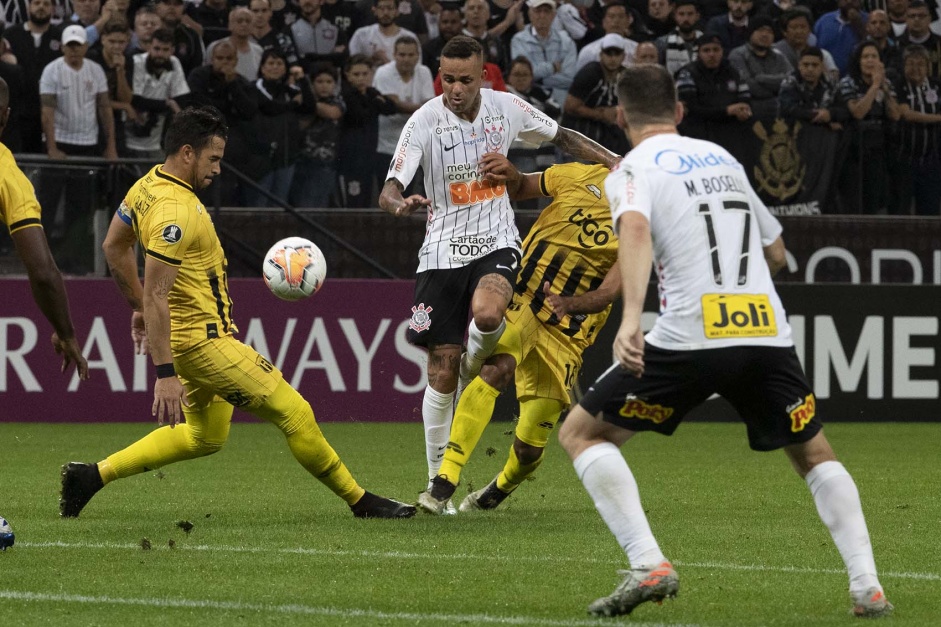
[173,336,284,411]
[499,298,592,407]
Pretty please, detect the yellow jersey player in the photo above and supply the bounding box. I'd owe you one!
[59,106,415,520]
[417,156,621,514]
[0,77,88,379]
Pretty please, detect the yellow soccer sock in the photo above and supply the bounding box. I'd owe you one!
[496,445,545,493]
[99,399,233,483]
[254,380,365,505]
[437,377,500,485]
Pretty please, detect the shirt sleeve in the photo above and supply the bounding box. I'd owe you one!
[39,63,57,97]
[748,185,783,246]
[1,163,43,234]
[143,200,196,266]
[386,112,424,187]
[170,58,191,98]
[501,91,558,145]
[605,160,651,233]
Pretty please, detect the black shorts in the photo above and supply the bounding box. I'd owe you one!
[406,247,521,348]
[579,344,822,451]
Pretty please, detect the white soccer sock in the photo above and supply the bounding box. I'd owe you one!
[464,318,506,373]
[422,385,453,482]
[574,442,666,569]
[805,461,881,594]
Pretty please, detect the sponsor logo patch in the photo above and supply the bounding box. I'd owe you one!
[787,394,816,432]
[701,293,777,339]
[618,396,674,424]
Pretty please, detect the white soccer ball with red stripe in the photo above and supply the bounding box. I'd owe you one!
[263,237,327,301]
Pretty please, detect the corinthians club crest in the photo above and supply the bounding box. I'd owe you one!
[752,119,805,201]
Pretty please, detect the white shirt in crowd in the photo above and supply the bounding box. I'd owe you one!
[39,57,109,146]
[348,24,422,64]
[606,133,792,350]
[126,53,191,152]
[373,60,435,155]
[387,88,558,272]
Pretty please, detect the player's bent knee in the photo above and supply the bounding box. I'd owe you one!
[187,434,225,457]
[514,440,544,465]
[472,310,505,333]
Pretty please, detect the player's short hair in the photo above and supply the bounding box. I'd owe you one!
[100,19,129,38]
[164,106,228,156]
[799,46,823,61]
[151,27,174,45]
[441,35,483,61]
[345,54,372,71]
[616,64,677,127]
[394,35,419,52]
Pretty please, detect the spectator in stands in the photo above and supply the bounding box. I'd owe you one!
[291,0,346,69]
[676,33,752,139]
[338,55,396,207]
[418,0,443,40]
[886,0,908,37]
[246,49,315,206]
[814,0,868,76]
[4,0,64,153]
[577,3,638,71]
[349,0,421,67]
[893,45,941,214]
[705,0,754,52]
[647,0,676,39]
[69,0,115,46]
[729,16,792,118]
[865,10,903,77]
[512,0,577,104]
[188,0,230,46]
[125,28,191,160]
[554,0,590,46]
[374,36,434,195]
[38,25,117,273]
[898,0,941,78]
[206,7,264,81]
[156,0,205,75]
[129,4,162,54]
[562,33,630,154]
[0,27,26,152]
[463,0,514,74]
[775,8,840,82]
[291,63,345,207]
[698,0,731,21]
[504,55,561,117]
[187,40,260,204]
[634,40,661,63]
[836,40,900,213]
[321,0,358,47]
[423,4,462,75]
[778,46,844,128]
[251,0,301,67]
[87,19,133,155]
[655,0,702,76]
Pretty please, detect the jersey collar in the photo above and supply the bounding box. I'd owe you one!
[156,166,195,192]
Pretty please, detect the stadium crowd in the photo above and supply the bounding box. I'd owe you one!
[1,0,941,216]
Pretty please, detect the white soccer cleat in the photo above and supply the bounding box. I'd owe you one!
[588,561,679,617]
[852,587,894,618]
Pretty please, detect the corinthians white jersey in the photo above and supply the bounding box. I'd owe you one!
[387,89,558,272]
[606,133,793,350]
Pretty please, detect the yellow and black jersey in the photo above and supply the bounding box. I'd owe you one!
[118,165,236,353]
[515,162,619,343]
[0,144,43,235]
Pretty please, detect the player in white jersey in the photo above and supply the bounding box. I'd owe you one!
[378,35,620,511]
[557,65,893,619]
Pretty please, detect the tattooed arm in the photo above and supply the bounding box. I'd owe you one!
[378,178,431,217]
[551,126,621,169]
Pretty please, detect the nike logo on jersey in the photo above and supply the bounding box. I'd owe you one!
[495,261,518,272]
[443,143,459,152]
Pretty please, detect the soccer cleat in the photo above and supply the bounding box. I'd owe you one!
[852,587,894,618]
[350,491,416,519]
[416,475,457,515]
[587,561,679,617]
[59,462,105,518]
[443,500,458,515]
[459,476,511,512]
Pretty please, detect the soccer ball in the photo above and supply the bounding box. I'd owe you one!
[263,237,327,301]
[0,516,13,551]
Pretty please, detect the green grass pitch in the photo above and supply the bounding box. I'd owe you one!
[1,421,938,626]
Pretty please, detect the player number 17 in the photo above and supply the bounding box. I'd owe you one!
[696,199,751,287]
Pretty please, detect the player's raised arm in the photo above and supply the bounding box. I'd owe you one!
[551,126,621,169]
